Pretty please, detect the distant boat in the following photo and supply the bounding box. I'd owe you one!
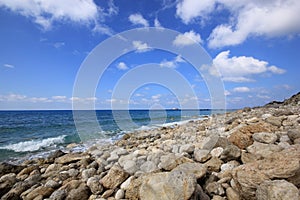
[171,107,180,110]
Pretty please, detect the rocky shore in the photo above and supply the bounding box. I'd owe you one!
[1,93,300,200]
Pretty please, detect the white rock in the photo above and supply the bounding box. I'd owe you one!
[115,189,125,199]
[252,132,277,144]
[120,176,134,190]
[210,147,224,158]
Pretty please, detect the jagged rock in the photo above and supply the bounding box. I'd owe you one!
[45,180,61,189]
[87,176,103,194]
[0,173,17,196]
[0,162,24,177]
[205,182,225,196]
[252,132,277,144]
[179,144,195,153]
[241,151,260,164]
[100,164,129,189]
[204,157,223,172]
[220,160,240,172]
[288,129,300,142]
[246,141,283,158]
[158,153,193,170]
[190,184,210,200]
[172,162,207,179]
[228,123,274,149]
[256,180,299,200]
[265,116,282,127]
[220,144,241,162]
[55,153,90,164]
[66,183,90,200]
[139,171,196,200]
[194,149,211,163]
[232,145,300,200]
[23,186,54,199]
[226,187,240,200]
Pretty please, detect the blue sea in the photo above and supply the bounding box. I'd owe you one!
[0,109,224,163]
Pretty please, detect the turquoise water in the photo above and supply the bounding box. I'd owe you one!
[0,109,221,162]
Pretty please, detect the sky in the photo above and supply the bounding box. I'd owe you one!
[0,0,300,110]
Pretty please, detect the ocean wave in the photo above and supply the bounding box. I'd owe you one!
[0,135,66,152]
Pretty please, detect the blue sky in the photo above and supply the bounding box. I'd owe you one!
[0,0,300,110]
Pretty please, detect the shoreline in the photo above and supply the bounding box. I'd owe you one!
[0,95,300,199]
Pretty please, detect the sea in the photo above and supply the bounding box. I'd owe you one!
[0,109,227,163]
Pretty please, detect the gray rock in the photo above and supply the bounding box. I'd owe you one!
[87,176,103,195]
[288,129,300,142]
[49,189,67,200]
[226,187,240,200]
[158,153,192,171]
[194,149,211,163]
[172,162,207,179]
[266,116,282,127]
[55,153,90,164]
[210,147,224,158]
[140,161,158,173]
[179,144,195,154]
[123,160,138,175]
[66,183,90,200]
[81,168,96,181]
[252,132,277,144]
[0,173,17,196]
[256,180,299,200]
[139,170,197,200]
[45,180,60,189]
[220,145,241,162]
[220,160,240,172]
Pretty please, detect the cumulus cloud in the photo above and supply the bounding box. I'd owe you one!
[128,13,149,27]
[212,50,286,82]
[154,18,162,28]
[233,87,250,93]
[176,0,215,24]
[0,0,99,30]
[173,30,203,46]
[160,55,185,68]
[117,62,129,70]
[176,0,300,48]
[132,40,151,52]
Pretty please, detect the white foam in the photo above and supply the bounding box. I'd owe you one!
[0,135,66,152]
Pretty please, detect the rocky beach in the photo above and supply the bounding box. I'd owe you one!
[1,93,300,200]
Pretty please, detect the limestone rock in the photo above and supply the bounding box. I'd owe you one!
[55,153,90,164]
[140,161,158,173]
[115,189,125,199]
[229,123,274,149]
[265,116,282,127]
[226,187,240,200]
[100,164,129,189]
[66,183,90,200]
[87,176,103,195]
[205,182,225,196]
[252,132,277,144]
[0,173,17,196]
[288,129,300,142]
[210,147,224,158]
[220,144,241,162]
[24,186,54,200]
[194,149,211,163]
[139,171,196,200]
[158,153,193,170]
[246,141,283,158]
[256,180,299,200]
[82,168,96,181]
[172,162,207,179]
[204,157,223,172]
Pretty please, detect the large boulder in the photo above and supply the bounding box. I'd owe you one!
[232,145,300,199]
[228,123,275,149]
[139,171,197,200]
[256,180,299,200]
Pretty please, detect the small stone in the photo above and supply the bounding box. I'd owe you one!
[220,145,241,162]
[123,160,138,175]
[55,153,90,164]
[87,177,103,195]
[220,160,240,172]
[120,176,134,190]
[115,189,125,199]
[100,164,129,189]
[266,116,282,127]
[82,168,96,181]
[66,183,90,200]
[179,144,195,154]
[205,182,225,196]
[252,132,277,144]
[204,157,223,172]
[140,161,158,173]
[210,147,224,158]
[287,129,300,142]
[101,189,114,198]
[226,187,240,200]
[45,180,60,189]
[256,180,299,200]
[158,153,193,171]
[172,162,207,179]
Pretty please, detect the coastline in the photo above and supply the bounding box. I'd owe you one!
[1,94,300,199]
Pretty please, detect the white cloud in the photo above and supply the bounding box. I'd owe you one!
[0,0,99,30]
[117,62,129,70]
[128,13,149,27]
[3,64,14,68]
[53,42,65,48]
[233,87,250,93]
[212,50,286,82]
[52,96,67,102]
[176,0,300,48]
[224,90,231,96]
[176,0,215,24]
[173,30,203,46]
[268,66,286,74]
[160,55,185,68]
[132,41,151,53]
[154,18,162,28]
